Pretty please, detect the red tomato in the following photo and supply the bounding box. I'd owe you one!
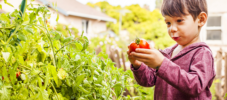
[2,76,4,80]
[16,72,21,78]
[128,43,140,53]
[128,38,150,53]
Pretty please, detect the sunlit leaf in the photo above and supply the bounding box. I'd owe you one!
[1,52,10,62]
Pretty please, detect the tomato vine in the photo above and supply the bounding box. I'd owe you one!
[0,0,135,100]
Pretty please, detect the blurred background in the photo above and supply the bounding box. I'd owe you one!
[1,0,227,100]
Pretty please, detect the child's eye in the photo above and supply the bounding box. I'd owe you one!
[166,22,171,25]
[177,19,183,22]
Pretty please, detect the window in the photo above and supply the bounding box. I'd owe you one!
[207,30,222,40]
[82,20,89,34]
[206,16,222,40]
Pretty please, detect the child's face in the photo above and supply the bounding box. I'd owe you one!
[164,12,200,47]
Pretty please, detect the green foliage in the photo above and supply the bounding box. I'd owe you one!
[0,1,137,100]
[55,24,79,37]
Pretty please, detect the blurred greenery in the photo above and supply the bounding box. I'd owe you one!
[55,23,79,37]
[87,1,175,50]
[210,80,216,100]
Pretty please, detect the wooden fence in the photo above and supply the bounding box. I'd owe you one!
[215,48,227,100]
[95,45,127,71]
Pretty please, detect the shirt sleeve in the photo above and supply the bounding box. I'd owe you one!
[156,49,216,97]
[131,63,157,87]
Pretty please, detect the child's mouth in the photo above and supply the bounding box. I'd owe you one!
[172,37,180,41]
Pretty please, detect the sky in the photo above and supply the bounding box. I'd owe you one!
[76,0,156,11]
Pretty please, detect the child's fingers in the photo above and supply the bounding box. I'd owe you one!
[136,57,148,63]
[131,52,151,59]
[135,48,152,54]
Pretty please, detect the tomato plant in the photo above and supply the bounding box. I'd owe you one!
[0,0,156,100]
[0,0,138,100]
[128,38,150,52]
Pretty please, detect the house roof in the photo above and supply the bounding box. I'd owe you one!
[39,0,116,23]
[207,0,227,14]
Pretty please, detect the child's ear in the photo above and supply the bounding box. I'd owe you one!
[197,12,207,27]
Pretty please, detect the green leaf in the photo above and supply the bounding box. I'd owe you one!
[29,12,36,23]
[44,69,50,89]
[75,42,83,51]
[75,74,86,86]
[2,66,9,82]
[48,64,59,87]
[66,78,71,87]
[1,52,10,62]
[113,82,123,98]
[9,67,16,84]
[63,36,73,43]
[0,13,10,23]
[18,33,27,41]
[38,77,42,88]
[95,74,103,84]
[24,26,33,34]
[0,5,2,9]
[38,17,44,25]
[78,85,89,94]
[82,36,89,51]
[52,93,64,100]
[54,33,61,40]
[0,85,12,100]
[17,55,24,65]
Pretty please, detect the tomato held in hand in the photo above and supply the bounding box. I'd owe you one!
[128,38,150,53]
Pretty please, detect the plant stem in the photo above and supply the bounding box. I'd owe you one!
[19,65,31,70]
[0,26,15,30]
[54,38,79,56]
[28,23,57,68]
[43,17,57,68]
[50,82,59,100]
[28,85,35,95]
[6,26,20,44]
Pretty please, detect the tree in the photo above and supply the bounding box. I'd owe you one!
[87,1,175,49]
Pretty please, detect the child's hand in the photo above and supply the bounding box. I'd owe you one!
[127,50,142,69]
[130,48,165,69]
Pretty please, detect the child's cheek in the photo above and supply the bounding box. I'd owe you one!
[168,27,173,37]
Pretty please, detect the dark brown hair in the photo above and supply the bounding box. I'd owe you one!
[161,0,208,20]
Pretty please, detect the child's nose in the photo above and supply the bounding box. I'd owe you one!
[168,25,178,37]
[169,25,177,33]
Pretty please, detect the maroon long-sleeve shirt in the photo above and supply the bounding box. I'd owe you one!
[131,42,216,100]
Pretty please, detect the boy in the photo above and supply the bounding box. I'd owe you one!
[127,0,216,100]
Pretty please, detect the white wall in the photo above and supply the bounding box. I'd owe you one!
[222,13,227,45]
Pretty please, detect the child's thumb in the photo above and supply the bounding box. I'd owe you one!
[149,43,154,49]
[149,41,155,49]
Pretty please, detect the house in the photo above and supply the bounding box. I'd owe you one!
[201,0,227,56]
[0,0,116,38]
